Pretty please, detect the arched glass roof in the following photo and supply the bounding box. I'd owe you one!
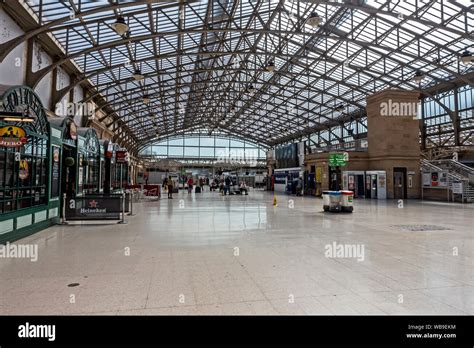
[139,133,266,162]
[4,0,473,151]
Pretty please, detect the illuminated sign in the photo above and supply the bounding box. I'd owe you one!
[0,126,27,147]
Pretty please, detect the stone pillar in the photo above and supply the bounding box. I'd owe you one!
[366,89,421,199]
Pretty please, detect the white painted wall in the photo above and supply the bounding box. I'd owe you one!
[54,67,70,116]
[0,7,26,86]
[73,85,84,125]
[32,41,53,109]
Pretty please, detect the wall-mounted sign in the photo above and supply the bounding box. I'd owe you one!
[69,122,77,140]
[316,167,322,183]
[116,150,129,163]
[51,146,61,198]
[452,182,463,194]
[105,142,114,158]
[329,152,349,167]
[0,126,27,147]
[422,172,431,186]
[19,159,29,180]
[431,171,448,187]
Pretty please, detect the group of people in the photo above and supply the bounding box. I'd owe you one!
[209,176,248,195]
[184,176,209,193]
[286,176,304,196]
[162,175,250,198]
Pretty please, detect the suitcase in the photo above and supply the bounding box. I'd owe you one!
[195,186,201,193]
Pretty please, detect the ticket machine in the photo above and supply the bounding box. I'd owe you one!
[365,171,387,199]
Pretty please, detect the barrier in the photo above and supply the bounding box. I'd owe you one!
[63,194,125,221]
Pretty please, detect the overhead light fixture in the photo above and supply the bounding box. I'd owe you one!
[247,84,255,94]
[306,12,322,28]
[0,111,35,123]
[335,104,345,112]
[143,95,150,105]
[132,69,144,81]
[266,61,275,72]
[413,70,425,84]
[112,16,129,36]
[459,50,473,65]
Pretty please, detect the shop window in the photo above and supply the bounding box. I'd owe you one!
[0,137,48,214]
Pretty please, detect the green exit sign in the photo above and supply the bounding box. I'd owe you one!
[329,152,349,167]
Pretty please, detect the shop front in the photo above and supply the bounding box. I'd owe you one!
[114,148,130,191]
[0,86,59,243]
[102,141,130,193]
[77,128,101,196]
[49,117,78,198]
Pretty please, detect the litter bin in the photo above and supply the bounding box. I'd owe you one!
[322,191,331,211]
[341,190,354,212]
[328,191,342,212]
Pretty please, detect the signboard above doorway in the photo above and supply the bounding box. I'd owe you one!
[329,152,349,167]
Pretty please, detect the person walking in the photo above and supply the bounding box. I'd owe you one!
[167,176,174,199]
[187,177,194,194]
[296,177,303,196]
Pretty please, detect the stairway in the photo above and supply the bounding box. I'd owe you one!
[421,159,474,203]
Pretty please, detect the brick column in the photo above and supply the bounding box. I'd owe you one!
[366,89,421,199]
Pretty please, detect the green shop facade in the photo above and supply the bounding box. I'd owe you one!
[0,86,60,243]
[0,85,129,244]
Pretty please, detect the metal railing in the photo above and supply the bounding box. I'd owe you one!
[421,159,474,203]
[430,159,474,183]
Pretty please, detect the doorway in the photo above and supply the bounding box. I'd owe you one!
[393,167,407,199]
[61,145,77,197]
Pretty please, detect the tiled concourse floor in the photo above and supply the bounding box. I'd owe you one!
[1,190,473,315]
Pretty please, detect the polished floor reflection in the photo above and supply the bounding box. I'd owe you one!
[1,190,473,315]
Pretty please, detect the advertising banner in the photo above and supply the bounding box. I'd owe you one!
[116,150,129,163]
[65,195,122,220]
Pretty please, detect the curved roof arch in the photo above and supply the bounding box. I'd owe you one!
[3,0,473,151]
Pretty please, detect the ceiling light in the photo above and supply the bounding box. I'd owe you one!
[266,61,275,72]
[0,111,36,123]
[413,70,425,84]
[306,12,322,28]
[132,69,144,81]
[112,16,129,36]
[247,84,255,94]
[335,104,345,112]
[460,50,473,65]
[143,95,150,105]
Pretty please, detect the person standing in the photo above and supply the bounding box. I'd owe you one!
[167,176,174,199]
[224,176,231,195]
[296,177,303,196]
[163,177,168,194]
[199,177,204,191]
